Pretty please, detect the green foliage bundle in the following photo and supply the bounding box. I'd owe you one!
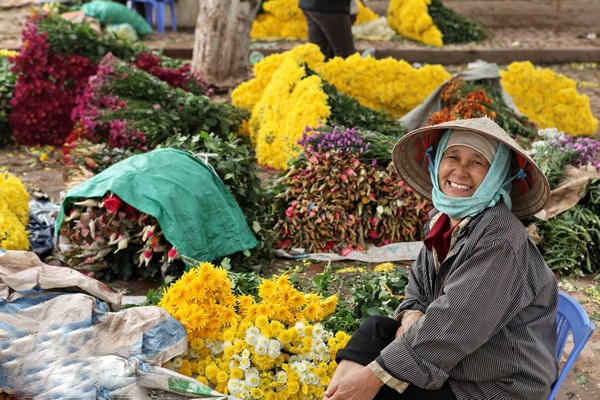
[0,55,15,146]
[311,265,409,333]
[36,12,142,64]
[428,0,487,44]
[538,180,600,277]
[309,69,408,138]
[73,54,247,149]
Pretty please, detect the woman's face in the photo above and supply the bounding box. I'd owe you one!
[438,145,491,197]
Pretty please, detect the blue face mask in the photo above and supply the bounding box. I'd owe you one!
[427,130,513,219]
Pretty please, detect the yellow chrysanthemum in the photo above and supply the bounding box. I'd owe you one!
[0,172,30,251]
[317,53,450,117]
[249,56,330,169]
[0,49,18,58]
[500,61,598,136]
[231,43,325,113]
[387,0,443,47]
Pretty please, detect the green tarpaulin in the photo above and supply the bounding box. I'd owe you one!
[55,148,258,263]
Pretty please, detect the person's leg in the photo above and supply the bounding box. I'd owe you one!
[309,10,357,58]
[398,382,457,400]
[302,9,334,59]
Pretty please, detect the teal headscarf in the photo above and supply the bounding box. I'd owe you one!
[428,129,513,219]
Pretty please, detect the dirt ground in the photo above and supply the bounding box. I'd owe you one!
[0,1,599,399]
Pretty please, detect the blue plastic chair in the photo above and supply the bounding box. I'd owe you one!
[548,291,596,400]
[128,0,177,34]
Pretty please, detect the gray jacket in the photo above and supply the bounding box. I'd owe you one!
[378,204,558,399]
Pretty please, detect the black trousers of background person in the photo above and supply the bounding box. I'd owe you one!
[301,9,356,59]
[335,316,457,400]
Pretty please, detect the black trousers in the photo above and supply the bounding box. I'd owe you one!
[301,9,356,59]
[336,316,457,400]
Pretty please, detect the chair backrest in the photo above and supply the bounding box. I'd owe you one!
[547,291,596,400]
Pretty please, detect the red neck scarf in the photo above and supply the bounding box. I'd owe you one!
[424,214,457,262]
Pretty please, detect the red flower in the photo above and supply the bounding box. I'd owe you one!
[103,194,123,214]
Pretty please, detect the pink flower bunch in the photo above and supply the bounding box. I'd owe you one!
[71,54,148,151]
[133,52,211,96]
[9,16,97,146]
[59,192,179,280]
[275,150,431,254]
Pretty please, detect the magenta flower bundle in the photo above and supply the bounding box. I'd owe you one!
[9,14,97,146]
[59,192,179,280]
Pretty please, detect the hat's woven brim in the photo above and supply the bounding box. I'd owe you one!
[392,117,550,219]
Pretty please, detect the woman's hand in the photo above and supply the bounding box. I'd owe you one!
[324,365,384,400]
[396,310,424,338]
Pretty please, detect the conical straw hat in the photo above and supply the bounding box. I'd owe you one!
[391,117,550,219]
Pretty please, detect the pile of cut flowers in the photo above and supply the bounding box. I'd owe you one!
[273,125,431,254]
[529,129,600,276]
[0,172,30,251]
[159,261,351,399]
[58,192,181,280]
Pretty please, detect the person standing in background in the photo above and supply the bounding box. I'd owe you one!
[299,0,357,59]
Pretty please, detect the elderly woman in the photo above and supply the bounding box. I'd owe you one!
[325,117,558,400]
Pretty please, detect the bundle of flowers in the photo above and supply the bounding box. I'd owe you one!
[133,51,211,97]
[0,49,17,145]
[251,0,378,39]
[247,56,330,169]
[232,44,445,169]
[531,128,600,189]
[232,44,449,118]
[273,125,431,253]
[71,53,246,151]
[318,53,450,118]
[8,11,211,147]
[387,0,486,46]
[231,44,326,113]
[528,129,600,276]
[427,77,537,138]
[159,261,351,399]
[500,61,598,136]
[387,0,443,47]
[0,172,30,250]
[9,12,97,146]
[59,192,180,280]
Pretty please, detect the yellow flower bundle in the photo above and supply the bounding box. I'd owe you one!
[387,0,443,47]
[0,49,18,58]
[318,53,450,117]
[248,56,331,169]
[0,172,30,250]
[160,261,351,400]
[232,44,449,169]
[231,44,326,113]
[500,61,598,136]
[250,0,379,40]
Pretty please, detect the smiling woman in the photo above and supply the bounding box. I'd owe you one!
[325,117,558,400]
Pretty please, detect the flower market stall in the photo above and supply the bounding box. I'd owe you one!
[0,4,600,399]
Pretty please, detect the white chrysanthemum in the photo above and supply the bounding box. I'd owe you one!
[245,368,260,387]
[276,370,287,383]
[241,348,251,359]
[267,339,281,359]
[294,322,306,337]
[312,324,324,338]
[245,327,260,345]
[254,337,269,355]
[228,378,243,393]
[239,357,251,371]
